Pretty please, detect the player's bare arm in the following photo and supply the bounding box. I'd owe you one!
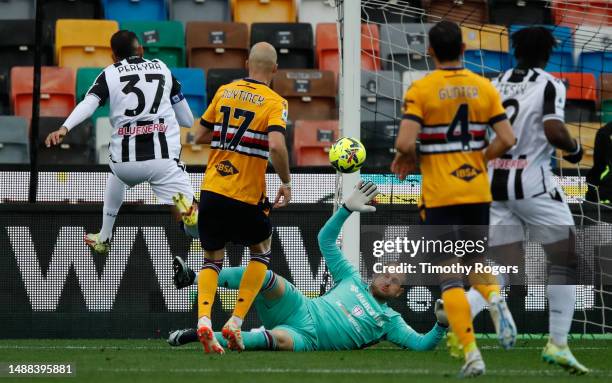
[391,118,420,180]
[544,119,583,164]
[269,130,291,208]
[484,119,516,162]
[194,120,214,144]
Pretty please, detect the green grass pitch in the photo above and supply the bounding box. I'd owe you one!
[0,338,610,382]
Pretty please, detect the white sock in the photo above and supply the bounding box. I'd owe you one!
[547,285,575,347]
[99,174,126,242]
[466,287,489,319]
[230,315,243,327]
[198,316,212,329]
[193,271,199,285]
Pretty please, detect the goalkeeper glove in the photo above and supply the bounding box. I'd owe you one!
[343,180,379,213]
[434,299,449,328]
[563,139,583,164]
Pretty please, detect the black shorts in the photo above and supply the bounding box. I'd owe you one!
[198,191,272,251]
[423,203,490,225]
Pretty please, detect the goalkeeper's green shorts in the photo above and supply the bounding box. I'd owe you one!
[254,277,318,352]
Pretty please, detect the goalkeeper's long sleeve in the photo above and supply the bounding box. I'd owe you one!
[316,206,359,283]
[384,318,447,351]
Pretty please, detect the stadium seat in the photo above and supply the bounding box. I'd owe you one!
[552,72,598,122]
[76,67,109,122]
[103,0,168,21]
[462,24,512,74]
[171,68,206,117]
[361,70,402,122]
[380,23,435,71]
[0,0,34,19]
[186,22,249,71]
[272,69,337,122]
[489,0,552,26]
[601,73,612,123]
[559,122,598,167]
[292,120,338,167]
[180,126,210,165]
[401,70,430,94]
[362,0,423,23]
[206,68,248,105]
[170,0,230,24]
[42,0,103,32]
[552,1,612,29]
[299,0,337,32]
[0,116,29,164]
[509,25,574,72]
[361,120,397,169]
[250,23,314,69]
[231,0,297,24]
[120,21,185,67]
[95,117,111,164]
[55,19,119,70]
[316,23,380,75]
[38,117,94,165]
[577,25,612,77]
[11,66,76,119]
[422,0,489,24]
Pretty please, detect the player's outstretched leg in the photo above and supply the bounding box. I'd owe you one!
[197,254,225,354]
[172,192,199,238]
[85,173,125,255]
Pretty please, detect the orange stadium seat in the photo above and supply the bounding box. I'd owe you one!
[55,19,119,69]
[292,120,338,167]
[11,66,75,119]
[423,0,489,24]
[552,1,612,29]
[186,21,249,71]
[180,126,211,165]
[272,69,337,122]
[231,0,297,24]
[552,72,598,122]
[316,23,380,75]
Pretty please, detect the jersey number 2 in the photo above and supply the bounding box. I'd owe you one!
[119,74,165,117]
[219,106,255,151]
[446,103,471,151]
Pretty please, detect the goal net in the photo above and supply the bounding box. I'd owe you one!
[335,0,612,335]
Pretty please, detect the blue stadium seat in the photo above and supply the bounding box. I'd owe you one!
[0,116,29,164]
[509,25,574,72]
[576,25,612,77]
[170,0,230,24]
[170,68,206,118]
[103,0,168,21]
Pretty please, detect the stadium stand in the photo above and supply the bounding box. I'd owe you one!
[171,67,206,116]
[461,24,511,74]
[272,69,337,122]
[577,24,612,77]
[11,66,75,120]
[509,25,574,72]
[0,0,35,19]
[488,0,551,26]
[423,0,489,24]
[316,23,380,75]
[292,119,338,167]
[250,23,314,69]
[298,0,337,33]
[95,117,111,164]
[361,70,402,122]
[76,67,108,122]
[379,23,434,71]
[120,21,185,67]
[41,0,103,33]
[552,0,612,29]
[103,0,168,21]
[562,121,599,167]
[180,127,210,165]
[360,120,397,169]
[170,0,230,24]
[206,68,248,105]
[0,116,29,164]
[362,0,423,23]
[55,19,119,70]
[231,0,297,24]
[601,73,612,123]
[553,72,598,122]
[38,117,94,165]
[186,21,248,71]
[401,70,430,94]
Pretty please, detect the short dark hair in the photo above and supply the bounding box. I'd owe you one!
[428,20,463,62]
[512,26,557,68]
[111,30,140,61]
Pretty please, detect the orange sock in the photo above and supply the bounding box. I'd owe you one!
[442,287,476,351]
[198,258,223,320]
[233,253,270,320]
[469,272,500,301]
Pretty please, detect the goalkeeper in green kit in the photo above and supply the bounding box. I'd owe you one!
[168,181,448,352]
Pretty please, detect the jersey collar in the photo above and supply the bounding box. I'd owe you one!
[243,77,267,85]
[438,66,464,71]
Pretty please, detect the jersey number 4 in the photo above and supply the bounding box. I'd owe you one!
[219,106,255,151]
[119,74,165,117]
[446,103,471,151]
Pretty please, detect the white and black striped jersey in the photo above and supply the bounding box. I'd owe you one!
[88,56,185,162]
[489,67,566,200]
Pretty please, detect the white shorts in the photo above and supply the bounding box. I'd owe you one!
[109,159,194,205]
[489,187,575,246]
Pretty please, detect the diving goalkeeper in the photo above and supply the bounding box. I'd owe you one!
[168,181,448,352]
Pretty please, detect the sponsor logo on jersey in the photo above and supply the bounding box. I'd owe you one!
[215,160,239,177]
[451,164,482,182]
[352,305,364,317]
[117,123,168,136]
[489,158,528,169]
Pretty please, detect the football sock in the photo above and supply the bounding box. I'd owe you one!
[442,287,477,354]
[181,222,199,239]
[214,330,276,350]
[466,287,488,318]
[100,174,125,242]
[198,258,223,320]
[471,272,501,301]
[547,284,575,347]
[218,266,276,291]
[233,250,271,320]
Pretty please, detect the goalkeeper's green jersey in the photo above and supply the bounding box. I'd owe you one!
[307,207,446,351]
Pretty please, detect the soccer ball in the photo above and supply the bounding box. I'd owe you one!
[328,137,366,173]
